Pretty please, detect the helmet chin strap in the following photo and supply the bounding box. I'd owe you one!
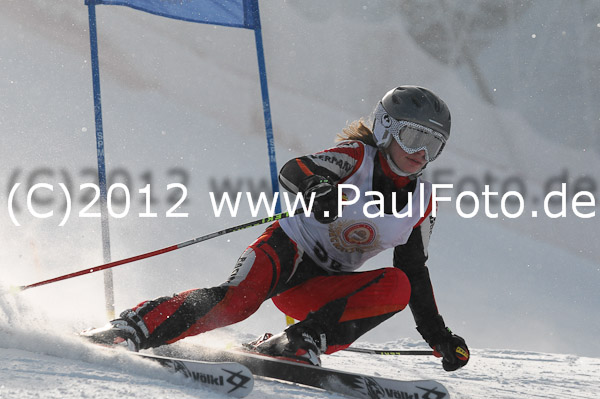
[382,146,426,180]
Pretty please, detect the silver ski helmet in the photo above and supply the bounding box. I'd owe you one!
[372,86,450,164]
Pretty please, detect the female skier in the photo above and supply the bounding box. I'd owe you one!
[85,85,470,372]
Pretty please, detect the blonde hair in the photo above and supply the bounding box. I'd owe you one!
[336,118,377,147]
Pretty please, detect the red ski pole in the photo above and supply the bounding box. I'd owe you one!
[17,212,289,291]
[344,347,434,356]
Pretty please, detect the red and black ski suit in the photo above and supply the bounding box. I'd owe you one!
[123,140,446,353]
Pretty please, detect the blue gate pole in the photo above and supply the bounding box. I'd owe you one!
[87,2,115,319]
[252,7,281,213]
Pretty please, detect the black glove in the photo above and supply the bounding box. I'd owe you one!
[432,330,470,371]
[417,315,469,372]
[298,175,339,224]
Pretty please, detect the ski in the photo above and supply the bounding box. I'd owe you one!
[154,345,450,399]
[132,352,254,398]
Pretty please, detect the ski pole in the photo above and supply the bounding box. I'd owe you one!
[345,347,434,356]
[17,212,289,291]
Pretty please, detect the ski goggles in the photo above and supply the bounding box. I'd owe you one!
[390,120,446,162]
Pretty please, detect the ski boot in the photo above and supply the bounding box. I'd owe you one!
[80,311,148,351]
[246,321,327,366]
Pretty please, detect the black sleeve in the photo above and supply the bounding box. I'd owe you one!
[394,217,448,345]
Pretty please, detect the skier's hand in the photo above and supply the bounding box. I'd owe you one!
[433,332,470,372]
[299,175,339,224]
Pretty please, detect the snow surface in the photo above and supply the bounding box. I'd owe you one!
[0,288,600,399]
[1,286,599,399]
[1,1,599,398]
